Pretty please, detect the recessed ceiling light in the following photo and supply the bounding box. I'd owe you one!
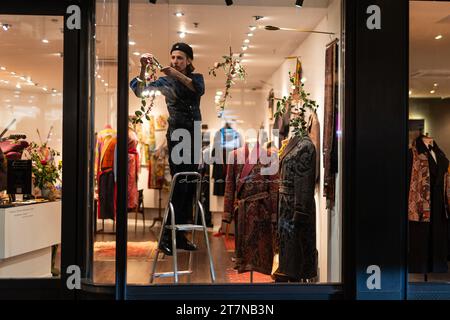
[247,33,254,37]
[15,84,21,89]
[435,35,443,40]
[52,88,57,93]
[409,90,412,95]
[2,24,11,31]
[42,39,49,43]
[97,75,101,79]
[242,45,248,51]
[175,12,184,17]
[430,90,436,94]
[14,95,19,98]
[244,39,250,43]
[133,52,140,56]
[434,83,439,87]
[178,31,186,39]
[19,76,26,81]
[129,41,136,46]
[249,26,256,31]
[216,91,223,96]
[43,87,48,91]
[10,72,16,75]
[105,83,108,87]
[101,79,105,82]
[0,66,5,71]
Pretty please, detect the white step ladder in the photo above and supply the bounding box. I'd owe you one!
[150,172,216,284]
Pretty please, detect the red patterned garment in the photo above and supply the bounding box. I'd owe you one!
[223,143,279,275]
[408,140,431,222]
[128,129,139,209]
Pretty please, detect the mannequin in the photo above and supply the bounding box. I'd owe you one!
[408,135,449,274]
[273,106,318,282]
[223,134,279,276]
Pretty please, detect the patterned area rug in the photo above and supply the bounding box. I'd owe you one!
[94,241,158,261]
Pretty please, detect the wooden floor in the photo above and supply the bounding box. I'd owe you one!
[93,209,235,285]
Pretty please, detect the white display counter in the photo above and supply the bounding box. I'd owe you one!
[0,201,61,278]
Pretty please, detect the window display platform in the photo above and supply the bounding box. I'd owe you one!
[0,201,61,278]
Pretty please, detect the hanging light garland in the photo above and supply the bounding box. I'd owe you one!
[209,47,247,118]
[131,55,163,124]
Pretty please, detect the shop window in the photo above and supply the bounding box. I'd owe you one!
[0,15,63,279]
[408,1,450,284]
[87,0,345,287]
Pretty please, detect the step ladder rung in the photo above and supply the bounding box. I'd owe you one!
[165,224,205,231]
[153,270,193,278]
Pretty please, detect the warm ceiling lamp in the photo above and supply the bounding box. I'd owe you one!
[1,23,11,31]
[435,34,443,40]
[295,0,304,8]
[175,12,184,17]
[225,0,233,5]
[178,31,186,38]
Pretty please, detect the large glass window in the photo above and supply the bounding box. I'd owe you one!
[86,0,345,288]
[0,14,63,279]
[408,0,450,284]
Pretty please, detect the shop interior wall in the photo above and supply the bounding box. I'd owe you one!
[409,98,450,156]
[0,88,63,163]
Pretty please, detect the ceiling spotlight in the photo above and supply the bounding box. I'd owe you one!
[249,26,256,31]
[295,0,304,8]
[129,40,136,46]
[244,39,250,43]
[434,83,439,87]
[253,16,264,21]
[178,31,186,38]
[133,51,140,56]
[435,34,443,40]
[430,90,436,94]
[149,0,157,4]
[175,12,184,17]
[16,84,21,89]
[242,45,248,51]
[225,0,233,5]
[2,24,11,31]
[42,39,49,43]
[43,87,48,91]
[0,66,5,71]
[247,33,254,37]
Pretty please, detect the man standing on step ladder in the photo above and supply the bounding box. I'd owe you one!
[130,42,205,255]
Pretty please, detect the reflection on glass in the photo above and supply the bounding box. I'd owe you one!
[90,0,119,284]
[408,1,450,283]
[0,15,63,278]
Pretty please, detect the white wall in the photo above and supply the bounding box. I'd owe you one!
[0,88,62,162]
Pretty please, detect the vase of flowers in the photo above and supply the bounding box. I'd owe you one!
[24,142,62,200]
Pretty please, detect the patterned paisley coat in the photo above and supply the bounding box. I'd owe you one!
[274,135,318,281]
[223,144,279,275]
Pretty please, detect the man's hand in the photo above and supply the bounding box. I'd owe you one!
[161,66,178,78]
[140,53,153,68]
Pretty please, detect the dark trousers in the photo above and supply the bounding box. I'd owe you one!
[166,125,200,228]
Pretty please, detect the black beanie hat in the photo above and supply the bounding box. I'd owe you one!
[170,42,194,60]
